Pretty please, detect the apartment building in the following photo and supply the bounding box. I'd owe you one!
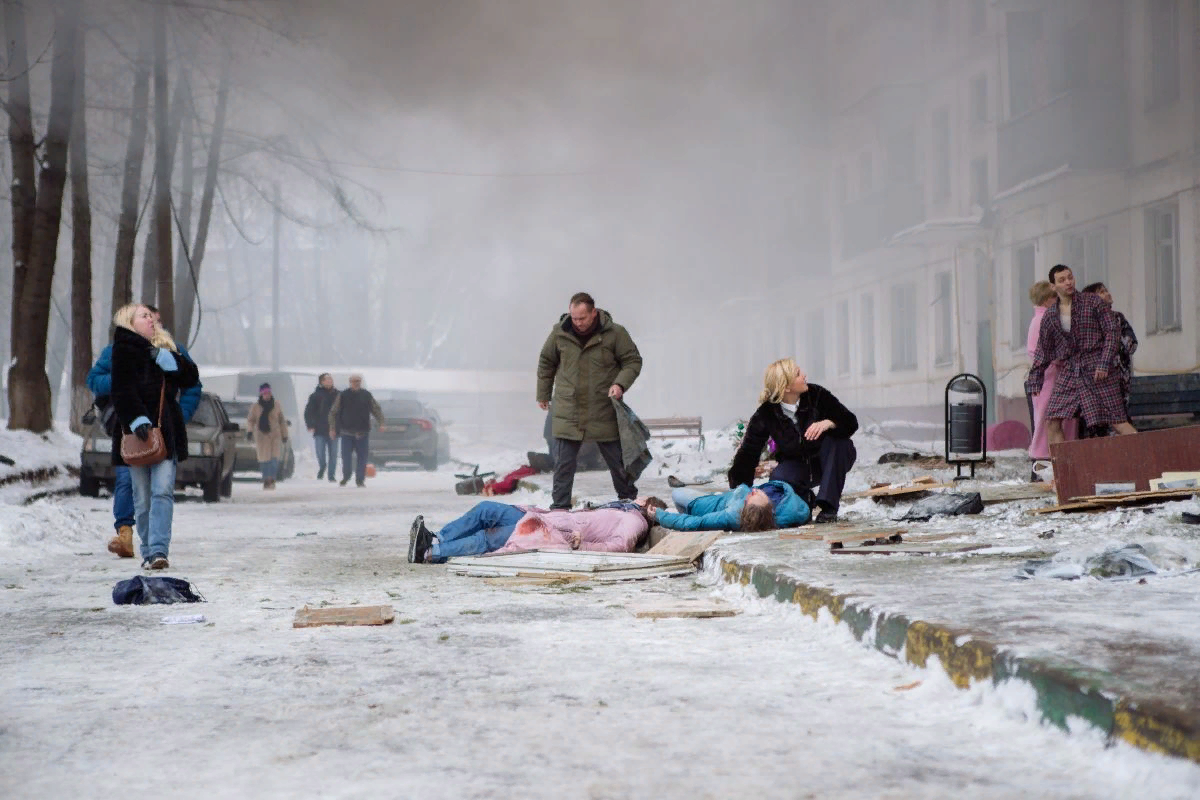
[813,0,1199,435]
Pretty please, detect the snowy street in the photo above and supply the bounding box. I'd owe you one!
[3,467,1199,799]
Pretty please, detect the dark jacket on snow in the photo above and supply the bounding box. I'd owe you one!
[537,309,642,442]
[109,327,201,466]
[728,384,858,489]
[329,388,384,436]
[303,385,339,436]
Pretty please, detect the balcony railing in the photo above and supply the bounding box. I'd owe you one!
[997,89,1128,193]
[839,182,925,260]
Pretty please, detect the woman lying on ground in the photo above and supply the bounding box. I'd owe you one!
[728,358,858,523]
[648,480,810,532]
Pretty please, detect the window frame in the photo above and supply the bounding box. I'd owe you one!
[933,271,955,367]
[1145,204,1181,333]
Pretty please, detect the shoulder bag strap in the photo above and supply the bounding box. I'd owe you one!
[156,381,166,427]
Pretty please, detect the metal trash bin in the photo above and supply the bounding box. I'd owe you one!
[945,373,988,480]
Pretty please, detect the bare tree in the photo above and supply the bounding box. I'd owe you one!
[151,0,174,329]
[69,21,93,434]
[5,0,36,348]
[6,0,79,432]
[110,22,151,327]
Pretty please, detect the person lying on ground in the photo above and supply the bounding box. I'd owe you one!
[648,480,810,533]
[728,357,858,523]
[407,497,667,564]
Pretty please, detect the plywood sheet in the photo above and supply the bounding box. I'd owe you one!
[1050,425,1200,503]
[647,530,722,561]
[977,483,1056,504]
[631,598,741,619]
[448,550,694,582]
[293,604,395,628]
[831,543,990,556]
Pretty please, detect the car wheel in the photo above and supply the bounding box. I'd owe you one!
[203,472,221,502]
[422,454,438,472]
[79,470,101,498]
[220,470,233,498]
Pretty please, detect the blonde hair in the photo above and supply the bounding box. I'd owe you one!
[759,358,799,405]
[112,303,178,351]
[1029,280,1055,307]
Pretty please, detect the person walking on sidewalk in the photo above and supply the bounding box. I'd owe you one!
[110,304,200,569]
[328,373,384,487]
[537,292,643,509]
[303,373,339,481]
[246,383,289,489]
[728,358,858,524]
[87,308,202,558]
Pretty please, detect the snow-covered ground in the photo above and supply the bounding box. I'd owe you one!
[2,427,1199,797]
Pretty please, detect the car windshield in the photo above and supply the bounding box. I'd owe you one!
[189,400,220,428]
[224,401,253,419]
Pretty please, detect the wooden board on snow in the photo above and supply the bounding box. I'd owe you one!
[647,530,722,561]
[631,598,741,619]
[831,542,990,556]
[977,483,1056,504]
[293,604,395,628]
[447,550,695,582]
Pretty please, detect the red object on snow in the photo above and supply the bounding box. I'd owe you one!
[485,465,539,495]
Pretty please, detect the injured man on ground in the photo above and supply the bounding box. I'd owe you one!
[407,498,669,564]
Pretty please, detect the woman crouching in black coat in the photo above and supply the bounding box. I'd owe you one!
[728,358,858,523]
[110,303,200,569]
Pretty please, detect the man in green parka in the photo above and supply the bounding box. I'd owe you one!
[537,292,644,509]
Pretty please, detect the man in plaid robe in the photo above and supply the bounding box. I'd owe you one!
[1024,265,1138,445]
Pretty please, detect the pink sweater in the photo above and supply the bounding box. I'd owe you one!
[496,508,648,554]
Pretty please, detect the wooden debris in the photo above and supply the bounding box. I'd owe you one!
[448,550,695,582]
[293,604,395,628]
[1050,424,1200,503]
[631,598,741,619]
[647,530,722,562]
[844,476,956,504]
[977,483,1056,505]
[1067,488,1197,505]
[831,542,990,556]
[1028,501,1107,515]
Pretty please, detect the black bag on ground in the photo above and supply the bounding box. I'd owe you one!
[112,576,204,605]
[901,492,984,522]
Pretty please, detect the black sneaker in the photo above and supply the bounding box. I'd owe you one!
[408,516,433,563]
[356,480,365,488]
[339,478,350,486]
[813,510,839,525]
[317,468,325,480]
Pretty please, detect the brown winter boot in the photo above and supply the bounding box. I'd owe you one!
[107,525,135,558]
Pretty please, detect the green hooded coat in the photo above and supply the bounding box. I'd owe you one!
[537,309,643,442]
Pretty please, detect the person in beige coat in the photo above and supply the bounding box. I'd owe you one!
[245,382,289,489]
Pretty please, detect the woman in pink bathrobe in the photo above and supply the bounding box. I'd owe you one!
[1026,281,1076,463]
[496,504,656,554]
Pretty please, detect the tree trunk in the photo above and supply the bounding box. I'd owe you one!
[6,2,79,432]
[172,79,193,338]
[5,0,36,348]
[175,60,229,344]
[151,0,174,330]
[111,23,151,328]
[69,25,93,434]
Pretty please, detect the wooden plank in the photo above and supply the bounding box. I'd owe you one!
[1050,424,1200,503]
[1066,488,1197,504]
[977,483,1056,504]
[831,543,990,556]
[647,530,722,561]
[631,599,741,619]
[1028,501,1107,515]
[293,604,395,628]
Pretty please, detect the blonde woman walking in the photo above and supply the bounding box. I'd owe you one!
[109,304,200,569]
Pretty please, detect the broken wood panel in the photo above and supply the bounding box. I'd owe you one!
[1070,488,1197,505]
[631,599,741,619]
[1050,425,1200,504]
[451,550,692,573]
[977,483,1056,504]
[1027,502,1107,515]
[293,604,395,628]
[647,530,722,561]
[831,543,991,556]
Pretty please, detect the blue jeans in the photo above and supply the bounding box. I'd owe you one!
[341,434,370,483]
[671,488,728,515]
[430,501,524,563]
[314,434,337,478]
[129,457,177,559]
[113,466,135,529]
[261,458,279,481]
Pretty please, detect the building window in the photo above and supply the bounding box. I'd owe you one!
[969,0,987,35]
[861,294,876,376]
[969,74,988,126]
[934,271,954,366]
[970,157,989,209]
[1148,0,1180,109]
[1146,204,1181,331]
[806,311,826,380]
[859,152,873,195]
[837,300,850,376]
[1012,242,1036,350]
[932,107,951,202]
[890,282,918,370]
[1064,227,1108,289]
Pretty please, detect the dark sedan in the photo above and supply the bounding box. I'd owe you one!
[369,393,450,471]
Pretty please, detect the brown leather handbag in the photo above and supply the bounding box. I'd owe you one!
[120,382,168,467]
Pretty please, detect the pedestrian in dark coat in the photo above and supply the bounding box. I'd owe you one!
[304,373,340,481]
[1081,282,1138,431]
[728,358,858,522]
[110,303,200,569]
[328,373,384,487]
[1025,266,1138,443]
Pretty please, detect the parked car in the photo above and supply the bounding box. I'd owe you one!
[223,396,295,480]
[369,391,451,471]
[79,392,240,502]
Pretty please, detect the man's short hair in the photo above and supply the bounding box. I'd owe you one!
[644,496,667,511]
[349,373,363,383]
[318,372,332,382]
[1048,264,1072,283]
[1081,282,1106,294]
[569,292,595,309]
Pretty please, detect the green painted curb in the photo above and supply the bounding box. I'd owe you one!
[717,556,1200,765]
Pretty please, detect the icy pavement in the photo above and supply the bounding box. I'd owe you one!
[2,457,1200,797]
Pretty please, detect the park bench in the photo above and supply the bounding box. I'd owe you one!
[1127,373,1200,431]
[641,416,705,450]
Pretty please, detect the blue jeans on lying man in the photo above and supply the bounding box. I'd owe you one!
[429,501,525,563]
